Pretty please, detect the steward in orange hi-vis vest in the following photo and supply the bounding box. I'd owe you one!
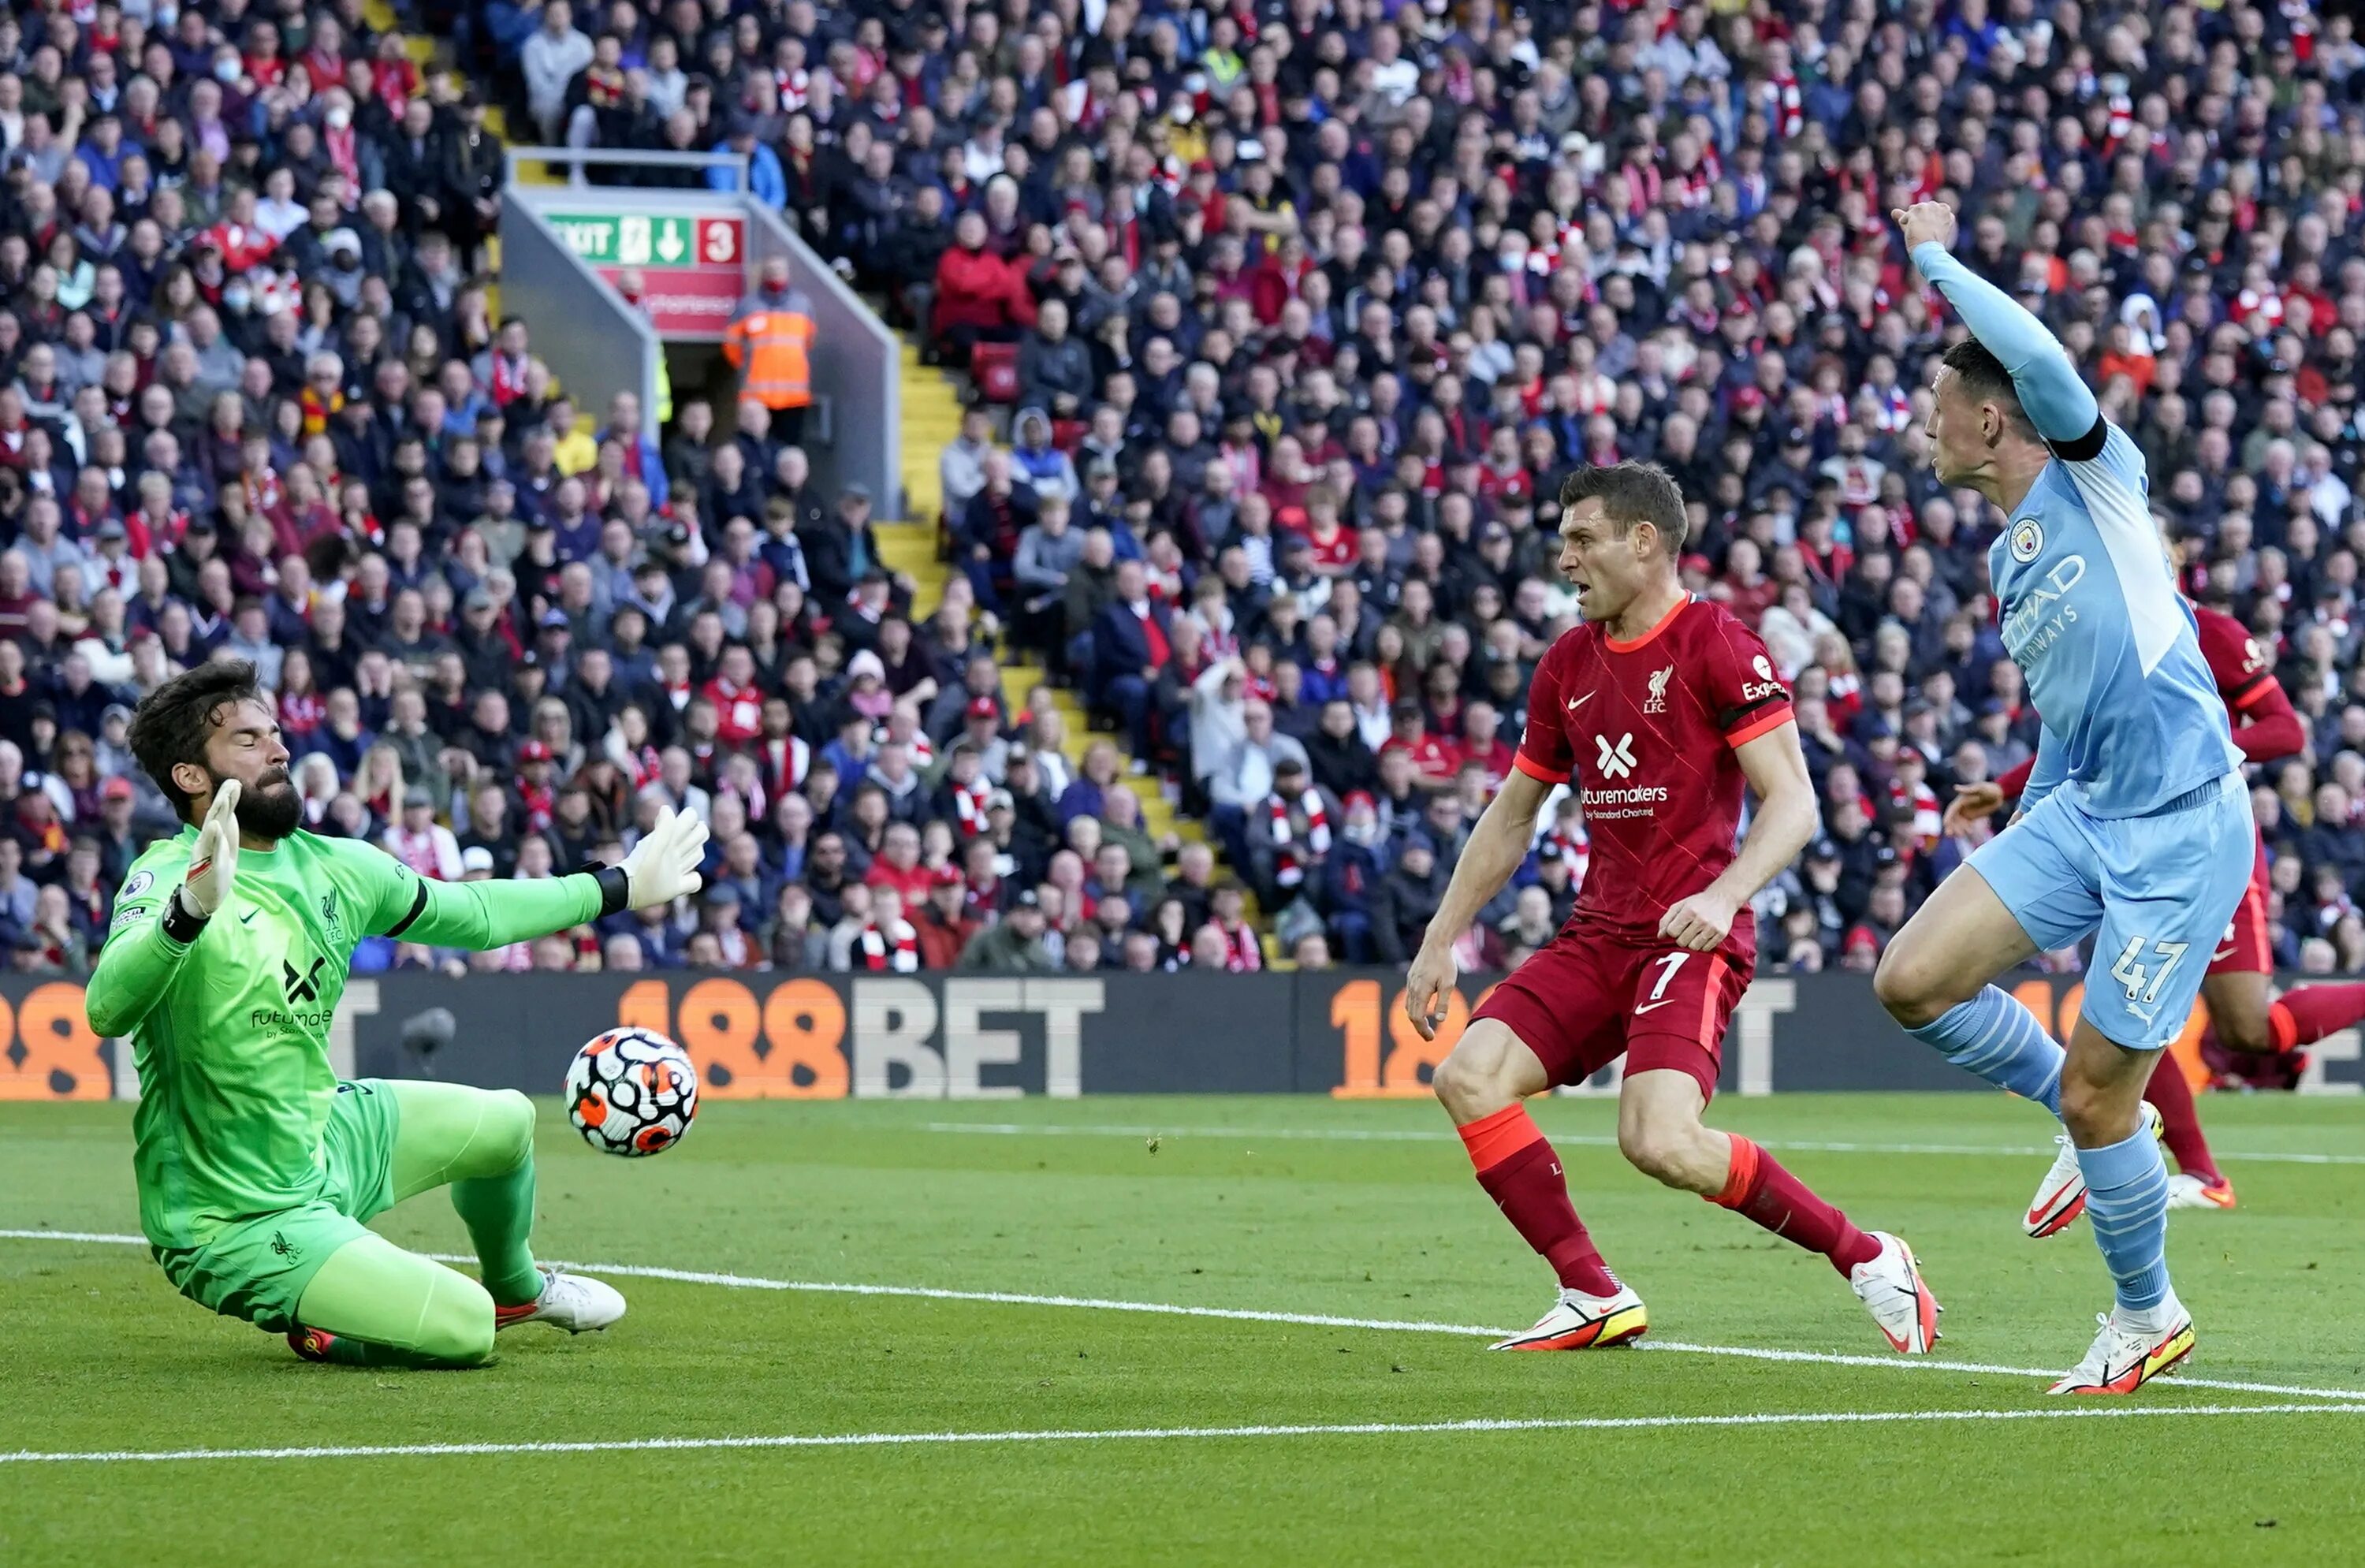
[723,259,816,412]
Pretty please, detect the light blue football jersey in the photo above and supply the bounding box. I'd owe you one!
[1989,423,2239,818]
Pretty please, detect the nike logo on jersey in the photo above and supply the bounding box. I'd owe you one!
[1566,692,1595,713]
[1634,999,1678,1015]
[239,911,257,925]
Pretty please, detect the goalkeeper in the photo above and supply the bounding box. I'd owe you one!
[88,663,707,1368]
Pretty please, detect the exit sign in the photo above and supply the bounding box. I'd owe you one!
[546,211,743,270]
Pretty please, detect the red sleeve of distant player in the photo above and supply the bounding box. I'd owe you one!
[1996,755,2035,799]
[2194,605,2304,762]
[2194,606,2274,712]
[1696,606,1794,747]
[1514,634,1577,784]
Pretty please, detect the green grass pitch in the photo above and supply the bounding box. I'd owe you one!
[6,1091,2365,1564]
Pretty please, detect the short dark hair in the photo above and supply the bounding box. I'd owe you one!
[1940,338,2037,440]
[1558,461,1690,553]
[128,661,262,822]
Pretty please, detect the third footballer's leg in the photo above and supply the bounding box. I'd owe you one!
[2141,970,2263,1203]
[387,1080,624,1334]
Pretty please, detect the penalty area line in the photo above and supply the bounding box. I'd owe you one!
[6,1228,2362,1404]
[7,1402,2365,1466]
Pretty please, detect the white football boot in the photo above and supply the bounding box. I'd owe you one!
[1488,1283,1649,1350]
[494,1267,628,1333]
[1849,1231,1941,1354]
[2166,1171,2238,1211]
[2024,1101,2166,1238]
[2048,1294,2196,1395]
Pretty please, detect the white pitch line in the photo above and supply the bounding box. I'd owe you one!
[7,1402,2363,1466]
[6,1228,2361,1402]
[917,1121,2365,1167]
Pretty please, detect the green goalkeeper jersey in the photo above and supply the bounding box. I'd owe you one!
[85,828,603,1252]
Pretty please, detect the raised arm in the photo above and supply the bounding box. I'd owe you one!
[85,873,200,1037]
[1897,203,2099,445]
[347,807,710,951]
[87,787,240,1037]
[388,872,605,950]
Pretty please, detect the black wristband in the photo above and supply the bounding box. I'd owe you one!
[161,885,209,944]
[593,865,631,918]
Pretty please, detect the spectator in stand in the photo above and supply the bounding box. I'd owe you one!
[931,209,1035,367]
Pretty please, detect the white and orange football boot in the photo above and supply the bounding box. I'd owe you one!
[493,1268,628,1333]
[1849,1231,1941,1354]
[2049,1294,2196,1395]
[2166,1172,2237,1211]
[2024,1102,2166,1238]
[1489,1284,1648,1350]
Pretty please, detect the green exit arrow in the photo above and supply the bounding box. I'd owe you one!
[545,211,717,270]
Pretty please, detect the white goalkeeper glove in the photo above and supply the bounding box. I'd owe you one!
[617,804,708,911]
[177,779,241,924]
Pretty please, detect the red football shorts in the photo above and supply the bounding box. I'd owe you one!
[1471,920,1751,1103]
[2208,834,2274,978]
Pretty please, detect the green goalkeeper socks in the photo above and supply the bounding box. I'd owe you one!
[452,1158,543,1309]
[390,1082,546,1308]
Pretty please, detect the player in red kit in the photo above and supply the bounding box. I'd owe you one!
[1407,464,1939,1354]
[1949,590,2358,1218]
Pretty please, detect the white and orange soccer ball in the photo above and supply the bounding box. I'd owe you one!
[566,1027,698,1156]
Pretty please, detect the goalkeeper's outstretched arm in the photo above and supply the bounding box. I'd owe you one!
[1898,203,2099,445]
[345,806,709,948]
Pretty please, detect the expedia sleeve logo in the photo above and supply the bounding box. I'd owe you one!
[2009,519,2044,563]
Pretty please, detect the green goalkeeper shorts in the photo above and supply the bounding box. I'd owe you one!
[152,1080,402,1334]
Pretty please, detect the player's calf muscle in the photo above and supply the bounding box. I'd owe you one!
[2058,1027,2154,1145]
[1615,1118,1726,1194]
[1617,1074,1728,1193]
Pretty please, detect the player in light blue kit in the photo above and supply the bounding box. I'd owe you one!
[1873,202,2252,1395]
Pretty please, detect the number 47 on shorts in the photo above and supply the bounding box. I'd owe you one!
[2109,936,2188,1016]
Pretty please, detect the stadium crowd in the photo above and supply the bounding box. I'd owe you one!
[5,0,2365,991]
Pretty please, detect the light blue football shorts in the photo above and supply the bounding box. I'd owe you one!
[1967,771,2252,1052]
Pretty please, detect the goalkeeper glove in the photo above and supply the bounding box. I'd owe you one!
[611,804,708,911]
[169,779,241,937]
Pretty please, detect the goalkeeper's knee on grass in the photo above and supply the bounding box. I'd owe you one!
[294,1234,500,1369]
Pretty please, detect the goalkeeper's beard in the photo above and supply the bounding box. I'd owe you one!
[231,769,303,840]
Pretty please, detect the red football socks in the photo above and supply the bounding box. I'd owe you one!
[1711,1135,1882,1276]
[2143,1053,2220,1184]
[1459,1104,1622,1298]
[2270,984,2365,1049]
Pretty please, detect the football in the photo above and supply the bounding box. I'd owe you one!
[565,1027,699,1156]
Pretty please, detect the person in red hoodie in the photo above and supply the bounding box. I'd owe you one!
[932,210,1036,366]
[702,643,765,747]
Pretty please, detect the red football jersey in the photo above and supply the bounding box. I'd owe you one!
[2191,603,2275,713]
[1514,597,1795,947]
